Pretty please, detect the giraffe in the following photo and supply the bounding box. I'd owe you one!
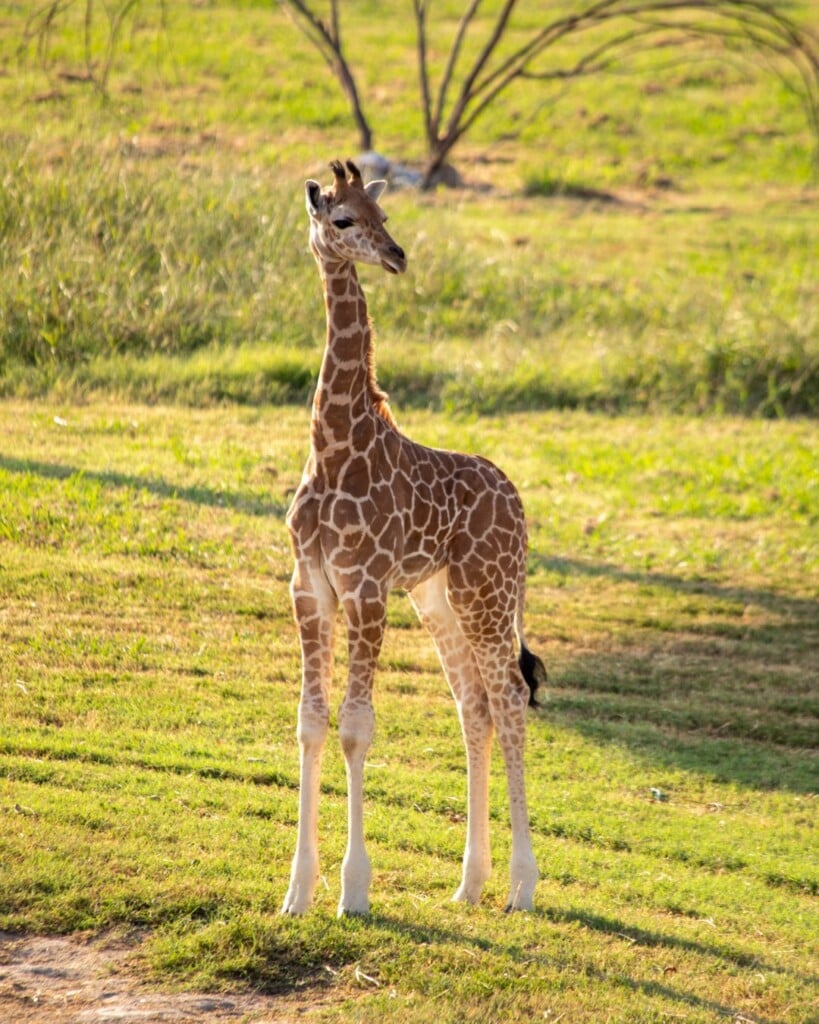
[281,159,547,918]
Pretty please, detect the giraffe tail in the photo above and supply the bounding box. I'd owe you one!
[518,642,547,709]
[515,547,546,708]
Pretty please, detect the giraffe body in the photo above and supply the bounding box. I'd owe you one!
[282,161,545,917]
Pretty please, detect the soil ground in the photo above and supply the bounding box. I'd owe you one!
[0,932,314,1023]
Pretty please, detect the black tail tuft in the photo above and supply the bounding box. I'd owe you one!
[519,643,548,709]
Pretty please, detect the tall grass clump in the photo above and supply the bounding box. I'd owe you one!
[0,142,315,383]
[375,205,819,417]
[2,138,817,415]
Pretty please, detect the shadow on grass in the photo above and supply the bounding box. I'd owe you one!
[544,906,816,1023]
[546,906,817,985]
[0,456,288,518]
[231,909,806,1022]
[535,555,819,619]
[532,556,819,795]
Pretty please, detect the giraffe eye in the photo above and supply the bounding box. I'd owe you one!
[333,218,354,230]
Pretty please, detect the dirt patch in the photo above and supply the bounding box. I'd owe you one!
[0,932,315,1023]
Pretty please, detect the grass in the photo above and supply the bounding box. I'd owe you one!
[1,148,816,415]
[0,401,816,1022]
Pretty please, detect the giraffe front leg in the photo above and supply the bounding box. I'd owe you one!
[338,695,374,915]
[453,697,493,905]
[337,595,386,916]
[282,563,337,916]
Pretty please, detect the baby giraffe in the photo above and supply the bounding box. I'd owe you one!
[282,159,546,917]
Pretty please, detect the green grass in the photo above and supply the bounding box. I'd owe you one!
[1,401,816,1021]
[1,148,817,415]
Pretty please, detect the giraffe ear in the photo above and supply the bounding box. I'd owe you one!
[364,179,387,202]
[305,180,324,216]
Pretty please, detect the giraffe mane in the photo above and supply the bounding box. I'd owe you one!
[366,326,396,427]
[325,159,396,425]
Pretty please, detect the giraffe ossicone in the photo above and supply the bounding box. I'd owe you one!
[281,159,547,918]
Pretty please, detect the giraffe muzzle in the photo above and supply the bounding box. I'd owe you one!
[382,243,407,275]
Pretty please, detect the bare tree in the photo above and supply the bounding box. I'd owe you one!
[281,0,819,189]
[412,0,819,187]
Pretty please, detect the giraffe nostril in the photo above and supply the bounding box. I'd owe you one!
[389,244,405,261]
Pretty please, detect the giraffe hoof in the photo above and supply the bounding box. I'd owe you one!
[452,886,482,905]
[281,881,315,916]
[281,896,310,916]
[337,900,370,918]
[504,900,533,913]
[504,889,535,913]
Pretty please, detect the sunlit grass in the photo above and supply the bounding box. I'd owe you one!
[1,151,816,414]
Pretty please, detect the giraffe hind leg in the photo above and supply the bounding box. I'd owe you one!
[410,571,493,905]
[468,637,539,912]
[445,570,539,912]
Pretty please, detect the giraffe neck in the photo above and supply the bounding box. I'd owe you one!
[311,259,392,460]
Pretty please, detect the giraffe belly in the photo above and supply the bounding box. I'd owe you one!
[313,479,452,597]
[391,549,448,593]
[318,511,447,599]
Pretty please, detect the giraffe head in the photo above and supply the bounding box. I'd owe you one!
[305,159,407,275]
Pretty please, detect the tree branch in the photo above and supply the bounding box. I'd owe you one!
[430,0,483,143]
[441,0,521,144]
[99,0,140,92]
[412,0,435,148]
[22,0,76,65]
[278,0,373,149]
[279,0,341,70]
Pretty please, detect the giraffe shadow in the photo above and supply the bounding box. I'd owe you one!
[0,455,288,518]
[337,909,802,1023]
[528,555,819,795]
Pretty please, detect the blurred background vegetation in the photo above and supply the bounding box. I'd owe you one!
[0,0,817,414]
